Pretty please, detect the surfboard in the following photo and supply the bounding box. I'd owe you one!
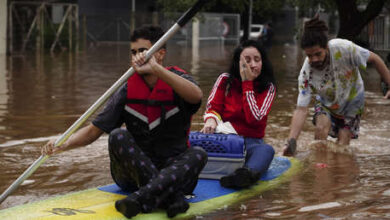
[0,156,301,220]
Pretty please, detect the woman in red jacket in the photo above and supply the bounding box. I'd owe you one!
[201,40,276,188]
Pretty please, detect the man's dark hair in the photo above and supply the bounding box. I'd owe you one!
[130,25,166,49]
[227,40,276,93]
[300,15,329,49]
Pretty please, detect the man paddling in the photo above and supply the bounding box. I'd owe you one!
[283,15,390,156]
[42,25,207,218]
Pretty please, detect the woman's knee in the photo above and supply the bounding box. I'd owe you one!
[245,144,274,173]
[248,143,275,161]
[263,144,275,157]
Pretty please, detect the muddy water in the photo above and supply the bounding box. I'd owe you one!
[1,43,390,219]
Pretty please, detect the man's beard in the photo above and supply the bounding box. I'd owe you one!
[311,51,329,70]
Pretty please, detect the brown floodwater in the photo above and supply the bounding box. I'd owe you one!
[1,42,390,219]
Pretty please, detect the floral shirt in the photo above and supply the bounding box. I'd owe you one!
[297,38,370,118]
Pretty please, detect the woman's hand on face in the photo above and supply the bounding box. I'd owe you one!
[200,118,217,134]
[239,55,256,81]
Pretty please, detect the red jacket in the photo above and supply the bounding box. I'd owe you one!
[204,73,275,139]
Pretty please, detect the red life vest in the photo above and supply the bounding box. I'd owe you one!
[123,66,190,159]
[125,71,178,131]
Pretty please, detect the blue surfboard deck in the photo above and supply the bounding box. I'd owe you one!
[99,155,293,202]
[0,156,301,220]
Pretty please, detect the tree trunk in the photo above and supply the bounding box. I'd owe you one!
[335,0,385,44]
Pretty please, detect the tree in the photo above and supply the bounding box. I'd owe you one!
[335,0,386,41]
[288,0,388,43]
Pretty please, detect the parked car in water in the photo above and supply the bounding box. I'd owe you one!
[239,24,264,40]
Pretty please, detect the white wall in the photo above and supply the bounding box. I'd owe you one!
[0,0,7,54]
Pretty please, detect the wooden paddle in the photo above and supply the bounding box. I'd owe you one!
[0,0,209,204]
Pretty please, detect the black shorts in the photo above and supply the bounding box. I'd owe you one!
[313,103,361,139]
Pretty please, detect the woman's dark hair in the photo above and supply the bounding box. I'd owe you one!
[300,15,329,49]
[130,25,166,49]
[227,40,275,93]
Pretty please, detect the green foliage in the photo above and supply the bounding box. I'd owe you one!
[252,0,287,20]
[156,0,285,21]
[156,0,196,13]
[286,0,336,17]
[156,0,248,12]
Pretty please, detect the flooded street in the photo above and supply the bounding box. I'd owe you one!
[1,42,390,219]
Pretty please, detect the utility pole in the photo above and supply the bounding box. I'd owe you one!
[131,0,135,34]
[248,0,252,39]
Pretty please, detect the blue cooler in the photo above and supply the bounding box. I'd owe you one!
[189,131,246,179]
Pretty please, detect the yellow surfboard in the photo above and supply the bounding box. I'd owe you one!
[0,157,301,220]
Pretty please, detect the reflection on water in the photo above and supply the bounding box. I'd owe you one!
[0,43,390,219]
[0,55,8,132]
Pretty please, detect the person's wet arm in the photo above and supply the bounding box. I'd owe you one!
[367,52,390,98]
[42,84,126,155]
[288,106,308,140]
[283,62,311,156]
[42,124,103,155]
[282,106,308,156]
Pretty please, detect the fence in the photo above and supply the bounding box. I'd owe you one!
[158,12,240,46]
[359,14,390,51]
[8,3,159,54]
[8,5,241,55]
[8,2,79,54]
